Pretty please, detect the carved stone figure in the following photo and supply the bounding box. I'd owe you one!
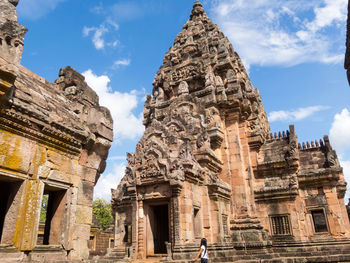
[155,87,165,103]
[226,69,236,81]
[178,80,189,96]
[205,70,216,88]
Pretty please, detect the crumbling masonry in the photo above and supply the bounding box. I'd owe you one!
[0,0,113,261]
[112,2,350,262]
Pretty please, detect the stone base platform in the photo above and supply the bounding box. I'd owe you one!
[87,240,350,263]
[2,241,350,262]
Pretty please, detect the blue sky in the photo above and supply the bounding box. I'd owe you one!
[17,0,350,201]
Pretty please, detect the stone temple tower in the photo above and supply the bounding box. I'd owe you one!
[112,2,350,261]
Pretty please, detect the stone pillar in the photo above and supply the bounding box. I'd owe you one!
[131,199,137,257]
[224,115,250,217]
[137,199,145,259]
[13,179,44,251]
[171,186,181,250]
[64,187,77,253]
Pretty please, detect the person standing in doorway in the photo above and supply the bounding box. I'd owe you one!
[192,238,208,263]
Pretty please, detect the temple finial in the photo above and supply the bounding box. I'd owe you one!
[190,1,206,20]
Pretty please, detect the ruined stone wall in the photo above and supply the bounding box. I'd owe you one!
[0,0,113,261]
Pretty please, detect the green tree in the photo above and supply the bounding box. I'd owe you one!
[92,198,113,231]
[40,194,48,222]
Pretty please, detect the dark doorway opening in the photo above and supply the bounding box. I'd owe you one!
[37,186,66,245]
[151,204,169,254]
[311,209,328,233]
[0,181,12,241]
[0,180,21,243]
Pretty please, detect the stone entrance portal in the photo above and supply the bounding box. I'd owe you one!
[146,202,169,256]
[0,179,22,243]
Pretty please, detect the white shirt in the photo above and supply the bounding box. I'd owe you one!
[201,245,208,259]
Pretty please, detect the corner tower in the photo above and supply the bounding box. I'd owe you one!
[112,1,350,262]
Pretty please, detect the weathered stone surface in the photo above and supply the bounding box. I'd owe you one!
[0,0,113,261]
[112,1,350,262]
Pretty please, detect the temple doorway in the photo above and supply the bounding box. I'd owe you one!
[0,181,13,242]
[145,202,169,255]
[0,179,22,244]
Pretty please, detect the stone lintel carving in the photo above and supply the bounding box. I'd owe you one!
[207,127,224,149]
[208,183,231,201]
[297,167,342,187]
[230,216,272,249]
[194,150,222,173]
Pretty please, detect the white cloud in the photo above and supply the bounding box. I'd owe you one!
[17,0,66,20]
[82,17,119,50]
[268,105,330,122]
[342,160,350,202]
[94,162,126,201]
[82,25,108,50]
[330,109,350,157]
[83,69,144,141]
[106,17,120,31]
[306,0,347,32]
[112,59,131,69]
[107,41,119,48]
[329,108,350,202]
[210,0,346,67]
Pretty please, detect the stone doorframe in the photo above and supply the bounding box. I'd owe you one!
[143,199,170,257]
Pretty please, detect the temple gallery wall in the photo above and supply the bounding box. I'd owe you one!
[1,0,350,262]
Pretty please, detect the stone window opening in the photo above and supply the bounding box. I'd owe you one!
[0,180,22,244]
[88,235,95,250]
[222,214,228,236]
[193,207,202,239]
[109,238,115,248]
[270,214,291,236]
[37,185,66,245]
[311,209,328,233]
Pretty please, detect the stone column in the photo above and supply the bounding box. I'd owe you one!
[137,199,145,259]
[224,114,250,217]
[13,179,44,251]
[171,186,181,251]
[131,198,137,257]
